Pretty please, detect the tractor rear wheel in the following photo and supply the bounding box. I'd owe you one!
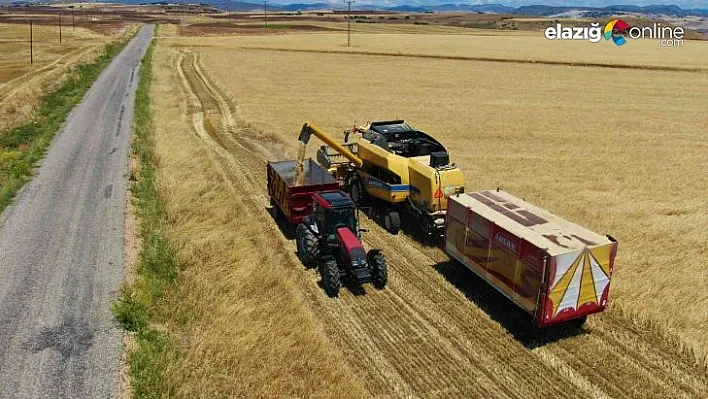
[383,210,401,235]
[320,258,341,297]
[296,223,319,268]
[368,250,387,289]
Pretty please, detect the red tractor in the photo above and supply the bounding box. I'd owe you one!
[296,191,388,297]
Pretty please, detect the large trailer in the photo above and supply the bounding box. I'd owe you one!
[267,159,339,224]
[445,190,618,327]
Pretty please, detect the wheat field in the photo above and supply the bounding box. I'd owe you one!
[150,27,708,396]
[0,22,110,131]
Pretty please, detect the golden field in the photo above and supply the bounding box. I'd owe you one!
[175,26,708,69]
[0,22,111,131]
[148,26,708,396]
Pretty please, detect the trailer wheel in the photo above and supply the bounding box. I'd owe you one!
[296,223,319,268]
[383,210,401,235]
[320,258,341,297]
[269,197,281,219]
[368,250,387,289]
[570,316,587,328]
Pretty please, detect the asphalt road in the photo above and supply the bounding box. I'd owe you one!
[0,25,153,398]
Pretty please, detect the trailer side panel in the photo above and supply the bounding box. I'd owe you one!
[446,191,617,327]
[445,197,544,315]
[267,159,339,224]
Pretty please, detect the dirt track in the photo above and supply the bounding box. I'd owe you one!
[175,49,708,398]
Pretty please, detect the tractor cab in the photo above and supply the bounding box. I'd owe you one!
[311,191,358,244]
[296,190,387,297]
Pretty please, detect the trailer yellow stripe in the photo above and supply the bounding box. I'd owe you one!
[549,253,582,316]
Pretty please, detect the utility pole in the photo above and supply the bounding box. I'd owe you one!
[72,9,75,30]
[59,13,62,44]
[264,0,268,29]
[30,19,34,65]
[344,0,354,47]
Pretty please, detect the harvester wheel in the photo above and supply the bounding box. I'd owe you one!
[320,258,341,297]
[368,250,387,289]
[383,210,401,235]
[296,223,319,268]
[350,179,365,205]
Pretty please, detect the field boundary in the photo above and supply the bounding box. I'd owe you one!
[239,46,708,73]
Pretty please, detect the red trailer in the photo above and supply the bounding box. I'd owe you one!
[445,190,618,327]
[267,159,340,224]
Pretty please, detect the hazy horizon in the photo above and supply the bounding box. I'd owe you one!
[267,0,708,9]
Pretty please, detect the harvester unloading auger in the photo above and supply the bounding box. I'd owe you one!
[298,121,465,236]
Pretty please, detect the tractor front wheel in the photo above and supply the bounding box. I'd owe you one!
[368,250,387,289]
[383,210,401,235]
[320,258,341,297]
[296,223,319,268]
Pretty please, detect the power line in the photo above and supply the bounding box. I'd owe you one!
[30,19,33,65]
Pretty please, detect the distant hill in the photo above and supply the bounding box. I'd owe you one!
[427,3,515,13]
[4,1,707,18]
[207,1,275,12]
[514,4,708,17]
[279,3,328,12]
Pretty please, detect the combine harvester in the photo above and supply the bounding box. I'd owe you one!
[306,121,465,236]
[269,121,617,327]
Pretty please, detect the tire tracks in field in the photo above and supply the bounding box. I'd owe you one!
[416,243,708,398]
[0,45,97,102]
[174,48,708,398]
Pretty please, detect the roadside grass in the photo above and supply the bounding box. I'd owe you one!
[111,40,181,397]
[0,35,132,212]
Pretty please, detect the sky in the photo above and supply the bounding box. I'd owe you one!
[267,0,708,9]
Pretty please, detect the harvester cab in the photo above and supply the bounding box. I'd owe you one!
[296,190,387,297]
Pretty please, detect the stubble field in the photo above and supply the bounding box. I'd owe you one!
[148,25,708,397]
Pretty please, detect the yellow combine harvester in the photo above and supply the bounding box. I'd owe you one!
[298,120,465,236]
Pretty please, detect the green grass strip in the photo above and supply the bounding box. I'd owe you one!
[111,34,181,398]
[0,33,135,212]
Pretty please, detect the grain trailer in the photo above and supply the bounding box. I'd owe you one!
[445,190,618,327]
